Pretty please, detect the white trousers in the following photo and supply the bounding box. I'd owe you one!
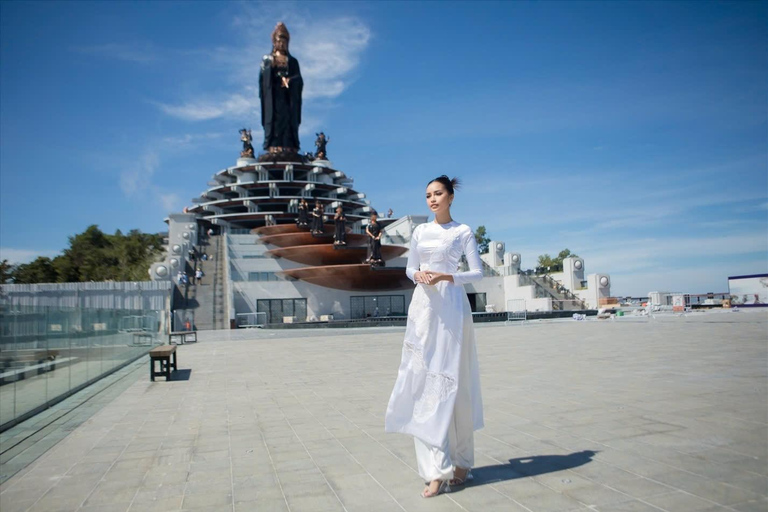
[413,334,475,482]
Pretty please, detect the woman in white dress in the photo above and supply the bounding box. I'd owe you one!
[385,175,484,498]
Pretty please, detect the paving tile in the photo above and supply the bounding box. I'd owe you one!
[285,491,345,512]
[730,497,768,512]
[561,483,632,507]
[1,316,766,512]
[607,499,673,512]
[606,477,676,498]
[180,491,233,510]
[234,499,289,512]
[0,498,38,512]
[643,490,725,511]
[79,503,132,512]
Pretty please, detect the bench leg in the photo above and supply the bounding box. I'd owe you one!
[165,357,171,381]
[172,351,178,371]
[150,358,155,381]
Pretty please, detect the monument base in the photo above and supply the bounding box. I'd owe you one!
[236,157,258,167]
[311,159,333,168]
[258,147,305,163]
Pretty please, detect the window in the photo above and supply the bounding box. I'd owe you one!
[256,298,307,324]
[247,271,281,282]
[350,295,406,319]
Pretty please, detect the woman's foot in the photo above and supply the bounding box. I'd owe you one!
[449,467,471,486]
[421,479,449,498]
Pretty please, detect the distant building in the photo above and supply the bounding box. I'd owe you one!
[150,155,612,328]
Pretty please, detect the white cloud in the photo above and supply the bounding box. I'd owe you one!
[156,5,371,122]
[288,17,371,100]
[161,132,227,147]
[157,91,259,122]
[73,43,159,63]
[159,193,181,212]
[119,151,181,214]
[0,248,59,264]
[120,151,159,195]
[609,259,768,297]
[579,233,768,273]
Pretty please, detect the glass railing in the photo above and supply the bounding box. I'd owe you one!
[0,305,165,431]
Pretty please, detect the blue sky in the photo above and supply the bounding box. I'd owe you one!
[1,1,766,296]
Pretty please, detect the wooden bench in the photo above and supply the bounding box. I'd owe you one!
[169,331,197,345]
[149,345,177,381]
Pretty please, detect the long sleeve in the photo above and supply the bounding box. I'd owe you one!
[405,226,421,284]
[452,230,483,285]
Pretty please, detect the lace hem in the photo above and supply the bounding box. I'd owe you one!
[404,341,458,423]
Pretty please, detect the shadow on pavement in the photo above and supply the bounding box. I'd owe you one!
[170,369,192,381]
[469,450,598,488]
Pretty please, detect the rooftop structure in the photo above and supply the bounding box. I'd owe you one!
[3,312,766,508]
[149,154,421,328]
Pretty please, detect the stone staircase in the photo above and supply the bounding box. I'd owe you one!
[522,274,586,310]
[188,235,228,330]
[455,257,586,311]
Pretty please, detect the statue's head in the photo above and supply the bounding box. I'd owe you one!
[272,22,290,53]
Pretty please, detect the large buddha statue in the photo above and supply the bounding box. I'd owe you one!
[259,22,303,157]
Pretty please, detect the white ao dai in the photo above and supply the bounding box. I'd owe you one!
[385,221,484,447]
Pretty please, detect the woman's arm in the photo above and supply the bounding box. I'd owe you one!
[405,226,424,284]
[452,229,483,285]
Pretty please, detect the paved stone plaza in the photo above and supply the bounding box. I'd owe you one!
[1,310,766,512]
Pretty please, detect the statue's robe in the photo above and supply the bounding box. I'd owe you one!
[259,54,303,150]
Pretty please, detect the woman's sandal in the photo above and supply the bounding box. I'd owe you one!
[421,480,450,498]
[449,468,473,486]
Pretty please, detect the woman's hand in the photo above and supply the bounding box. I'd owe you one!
[414,271,453,285]
[413,271,431,284]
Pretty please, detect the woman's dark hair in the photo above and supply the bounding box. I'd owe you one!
[428,175,461,195]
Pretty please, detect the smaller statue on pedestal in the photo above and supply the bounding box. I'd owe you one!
[366,212,384,266]
[314,132,330,160]
[311,200,324,235]
[333,206,346,246]
[296,198,309,228]
[239,128,255,158]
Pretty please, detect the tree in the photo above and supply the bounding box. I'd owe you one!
[11,257,58,283]
[7,225,164,284]
[474,225,491,255]
[0,259,13,283]
[537,254,554,268]
[556,249,578,264]
[536,248,580,270]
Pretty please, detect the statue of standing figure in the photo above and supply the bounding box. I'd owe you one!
[333,206,346,246]
[310,200,324,235]
[296,199,309,228]
[259,22,303,159]
[314,132,330,160]
[239,128,254,158]
[366,212,384,266]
